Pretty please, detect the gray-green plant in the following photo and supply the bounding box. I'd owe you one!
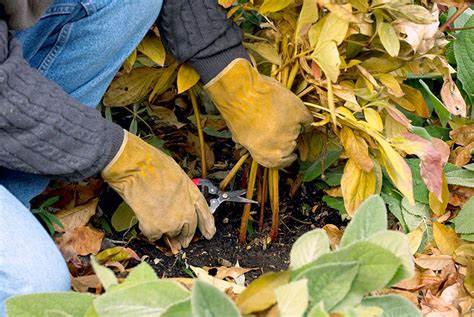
[6,195,421,317]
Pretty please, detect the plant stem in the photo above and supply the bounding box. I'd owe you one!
[239,159,259,243]
[219,153,250,191]
[327,80,338,132]
[439,3,469,33]
[259,168,268,231]
[287,62,300,90]
[189,88,207,178]
[269,168,280,241]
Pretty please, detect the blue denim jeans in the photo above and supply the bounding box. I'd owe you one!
[0,0,162,315]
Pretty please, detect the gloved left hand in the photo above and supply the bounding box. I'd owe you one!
[101,131,216,248]
[204,58,313,169]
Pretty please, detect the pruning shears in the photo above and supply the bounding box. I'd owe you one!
[192,178,258,214]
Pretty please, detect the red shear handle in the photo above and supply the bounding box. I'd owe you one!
[192,178,202,186]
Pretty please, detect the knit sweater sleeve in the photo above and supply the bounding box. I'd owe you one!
[0,20,124,181]
[157,0,251,83]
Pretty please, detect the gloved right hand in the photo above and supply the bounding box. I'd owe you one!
[101,131,216,248]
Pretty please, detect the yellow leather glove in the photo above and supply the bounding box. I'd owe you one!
[205,58,313,169]
[101,131,216,248]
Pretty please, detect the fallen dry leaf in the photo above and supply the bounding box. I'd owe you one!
[421,291,460,317]
[322,224,342,250]
[190,266,246,294]
[54,198,98,233]
[449,185,474,207]
[55,225,104,261]
[206,266,256,281]
[415,254,454,270]
[71,274,102,293]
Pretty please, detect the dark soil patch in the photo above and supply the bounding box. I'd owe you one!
[106,182,345,283]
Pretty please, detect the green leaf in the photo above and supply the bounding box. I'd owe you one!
[120,262,158,288]
[111,202,138,232]
[367,231,415,285]
[275,279,309,317]
[6,293,95,317]
[307,302,330,317]
[293,262,360,311]
[454,15,474,102]
[93,281,190,317]
[162,299,192,317]
[322,196,347,217]
[303,149,342,182]
[294,242,403,297]
[381,191,407,232]
[452,198,474,234]
[361,295,421,317]
[192,281,240,317]
[290,229,330,270]
[419,80,451,127]
[461,233,474,242]
[340,195,387,248]
[446,169,474,188]
[406,159,429,204]
[379,22,400,57]
[91,257,118,291]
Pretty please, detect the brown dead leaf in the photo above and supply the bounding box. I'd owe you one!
[449,185,474,207]
[187,132,215,169]
[148,106,185,129]
[210,266,256,281]
[441,78,467,117]
[323,224,342,250]
[452,142,474,167]
[324,187,342,197]
[415,254,454,270]
[450,124,474,146]
[421,291,460,317]
[54,198,98,233]
[55,225,104,261]
[71,274,101,293]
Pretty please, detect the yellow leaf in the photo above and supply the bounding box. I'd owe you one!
[123,49,137,73]
[137,34,166,66]
[378,22,400,57]
[323,3,359,23]
[407,226,425,254]
[318,13,349,47]
[465,260,474,297]
[236,271,290,314]
[312,41,340,83]
[376,137,414,204]
[149,63,178,101]
[433,222,462,256]
[295,0,319,42]
[376,74,404,97]
[454,244,474,266]
[429,173,449,216]
[414,255,453,270]
[177,64,200,94]
[341,158,376,216]
[349,0,369,12]
[244,42,281,65]
[104,67,162,106]
[363,108,383,132]
[218,0,235,8]
[340,127,374,172]
[391,84,429,118]
[259,0,292,13]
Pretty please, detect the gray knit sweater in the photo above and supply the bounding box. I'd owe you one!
[0,0,248,181]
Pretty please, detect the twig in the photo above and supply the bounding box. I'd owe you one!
[239,159,259,243]
[439,3,469,33]
[269,168,280,241]
[189,88,207,178]
[219,153,250,191]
